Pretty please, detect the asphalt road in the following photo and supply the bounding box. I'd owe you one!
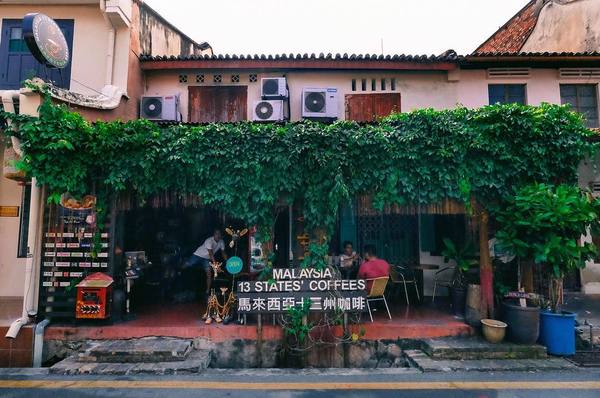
[1,368,600,398]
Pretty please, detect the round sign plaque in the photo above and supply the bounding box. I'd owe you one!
[23,13,70,69]
[226,256,243,275]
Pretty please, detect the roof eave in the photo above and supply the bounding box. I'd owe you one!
[462,53,600,67]
[139,59,457,71]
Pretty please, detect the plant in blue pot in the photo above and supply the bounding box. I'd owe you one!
[496,183,600,355]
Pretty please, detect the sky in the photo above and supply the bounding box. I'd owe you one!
[144,0,530,55]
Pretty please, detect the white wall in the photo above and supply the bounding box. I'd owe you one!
[144,69,460,122]
[0,144,27,297]
[458,68,600,108]
[0,4,131,96]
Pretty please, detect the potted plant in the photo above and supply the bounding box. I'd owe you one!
[442,238,478,319]
[493,258,541,344]
[496,183,600,354]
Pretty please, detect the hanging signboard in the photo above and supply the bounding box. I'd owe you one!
[23,13,70,68]
[236,267,367,313]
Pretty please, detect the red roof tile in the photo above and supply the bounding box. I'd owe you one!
[474,1,540,54]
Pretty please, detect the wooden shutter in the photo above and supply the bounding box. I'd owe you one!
[345,93,401,122]
[188,86,248,123]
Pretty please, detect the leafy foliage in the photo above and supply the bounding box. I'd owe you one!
[1,100,595,242]
[441,238,478,288]
[283,298,312,344]
[495,183,600,311]
[300,242,329,270]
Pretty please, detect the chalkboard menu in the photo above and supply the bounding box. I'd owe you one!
[38,201,111,319]
[41,231,109,288]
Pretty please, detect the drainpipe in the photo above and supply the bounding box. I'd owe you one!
[6,181,44,339]
[32,319,50,367]
[101,1,116,86]
[4,90,45,339]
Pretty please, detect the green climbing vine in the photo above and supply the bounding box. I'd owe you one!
[1,97,595,242]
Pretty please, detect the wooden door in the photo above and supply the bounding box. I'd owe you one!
[188,86,248,123]
[345,93,401,122]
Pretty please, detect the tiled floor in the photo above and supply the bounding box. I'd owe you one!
[45,299,473,342]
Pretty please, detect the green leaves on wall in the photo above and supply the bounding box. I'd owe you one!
[2,100,595,237]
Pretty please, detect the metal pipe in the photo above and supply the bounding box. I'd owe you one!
[101,1,116,86]
[2,90,31,340]
[33,319,50,367]
[5,318,28,339]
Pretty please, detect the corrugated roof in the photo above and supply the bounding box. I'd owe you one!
[139,52,460,62]
[469,51,600,57]
[474,0,540,54]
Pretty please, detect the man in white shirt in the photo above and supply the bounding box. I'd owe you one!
[185,229,227,299]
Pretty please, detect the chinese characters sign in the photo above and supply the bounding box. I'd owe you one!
[237,268,367,313]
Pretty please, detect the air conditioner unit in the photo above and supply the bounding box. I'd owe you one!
[261,77,288,99]
[252,100,285,121]
[302,88,338,119]
[140,95,180,121]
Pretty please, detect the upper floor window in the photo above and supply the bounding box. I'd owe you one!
[488,84,526,105]
[0,19,74,90]
[560,84,599,128]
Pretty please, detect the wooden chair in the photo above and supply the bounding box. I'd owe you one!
[365,276,391,322]
[389,265,420,306]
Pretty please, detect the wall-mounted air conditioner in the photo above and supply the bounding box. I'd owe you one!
[252,100,285,121]
[140,95,180,121]
[302,88,338,119]
[261,77,288,99]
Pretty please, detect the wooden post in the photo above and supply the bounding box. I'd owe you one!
[342,312,349,368]
[301,314,308,367]
[478,207,494,319]
[256,314,263,368]
[521,261,534,293]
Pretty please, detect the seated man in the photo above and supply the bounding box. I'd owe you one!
[184,229,227,299]
[357,244,390,291]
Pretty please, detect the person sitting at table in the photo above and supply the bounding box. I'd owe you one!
[339,241,358,279]
[357,244,390,290]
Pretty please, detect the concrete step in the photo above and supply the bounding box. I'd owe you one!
[404,350,577,372]
[50,350,211,375]
[79,337,193,363]
[421,337,547,360]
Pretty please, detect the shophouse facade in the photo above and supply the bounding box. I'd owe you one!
[0,0,599,367]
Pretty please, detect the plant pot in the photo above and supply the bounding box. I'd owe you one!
[539,310,576,356]
[465,284,482,327]
[501,300,540,344]
[481,319,507,343]
[450,285,467,318]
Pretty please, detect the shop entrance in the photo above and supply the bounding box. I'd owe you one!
[114,205,249,319]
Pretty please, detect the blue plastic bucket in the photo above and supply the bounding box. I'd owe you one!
[538,311,576,356]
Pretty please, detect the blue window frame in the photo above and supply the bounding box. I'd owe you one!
[488,84,527,105]
[0,18,74,90]
[560,84,599,128]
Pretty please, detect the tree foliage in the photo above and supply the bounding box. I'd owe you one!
[2,100,595,240]
[496,184,600,277]
[495,183,600,311]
